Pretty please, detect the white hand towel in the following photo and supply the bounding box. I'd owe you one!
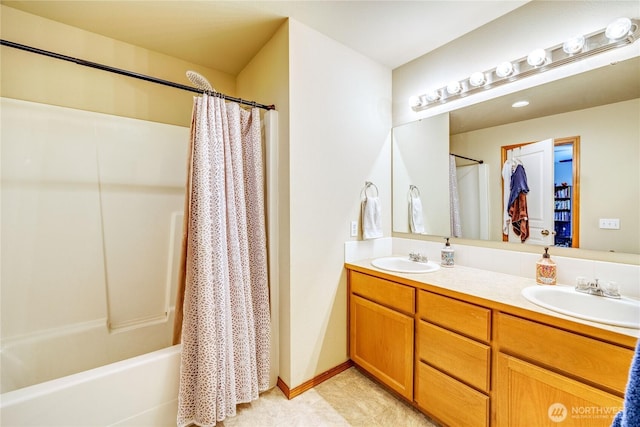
[361,196,383,239]
[409,195,425,234]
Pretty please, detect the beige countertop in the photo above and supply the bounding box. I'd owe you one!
[345,257,640,345]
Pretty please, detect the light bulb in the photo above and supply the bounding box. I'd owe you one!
[426,90,441,102]
[469,72,486,87]
[446,81,462,95]
[495,61,514,78]
[409,95,421,108]
[563,36,585,54]
[605,17,632,41]
[527,48,548,67]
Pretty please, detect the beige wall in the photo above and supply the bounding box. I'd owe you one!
[451,98,640,254]
[286,19,391,388]
[0,5,235,127]
[237,22,291,388]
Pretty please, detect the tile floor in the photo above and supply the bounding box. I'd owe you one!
[218,367,439,426]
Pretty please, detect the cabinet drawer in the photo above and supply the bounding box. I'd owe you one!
[417,320,491,392]
[497,313,634,395]
[416,361,489,427]
[417,290,491,342]
[350,271,415,315]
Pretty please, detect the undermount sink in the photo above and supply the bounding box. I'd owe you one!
[522,285,640,329]
[371,256,440,274]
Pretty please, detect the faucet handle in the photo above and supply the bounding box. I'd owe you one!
[408,251,428,263]
[575,276,590,291]
[603,281,621,299]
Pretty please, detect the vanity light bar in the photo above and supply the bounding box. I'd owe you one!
[410,17,640,111]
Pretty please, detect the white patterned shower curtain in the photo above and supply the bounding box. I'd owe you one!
[175,95,271,426]
[449,155,462,238]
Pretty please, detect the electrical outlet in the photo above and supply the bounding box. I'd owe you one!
[350,220,358,237]
[599,218,620,229]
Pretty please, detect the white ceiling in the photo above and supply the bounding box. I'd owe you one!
[2,0,529,74]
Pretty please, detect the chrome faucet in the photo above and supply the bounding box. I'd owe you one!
[409,252,428,263]
[575,278,621,299]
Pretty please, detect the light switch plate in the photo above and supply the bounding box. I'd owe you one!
[599,218,620,229]
[350,220,358,237]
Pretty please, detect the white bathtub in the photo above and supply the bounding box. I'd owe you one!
[0,345,181,427]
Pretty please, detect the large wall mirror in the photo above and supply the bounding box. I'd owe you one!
[392,56,639,256]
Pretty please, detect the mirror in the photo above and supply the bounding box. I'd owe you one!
[392,56,640,255]
[392,113,450,236]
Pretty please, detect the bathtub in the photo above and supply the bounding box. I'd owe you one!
[0,345,181,427]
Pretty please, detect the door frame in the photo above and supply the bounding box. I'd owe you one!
[500,136,580,248]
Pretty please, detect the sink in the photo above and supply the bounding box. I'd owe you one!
[522,285,640,329]
[371,256,440,274]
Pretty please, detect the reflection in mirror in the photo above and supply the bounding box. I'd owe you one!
[392,56,640,255]
[499,137,581,249]
[392,113,450,236]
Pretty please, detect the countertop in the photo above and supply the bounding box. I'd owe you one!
[345,257,640,346]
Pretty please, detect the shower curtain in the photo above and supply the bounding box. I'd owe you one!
[174,94,271,426]
[449,155,462,238]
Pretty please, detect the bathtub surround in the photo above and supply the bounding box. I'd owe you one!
[175,95,272,425]
[0,98,188,393]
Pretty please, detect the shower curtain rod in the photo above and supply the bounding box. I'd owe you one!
[450,153,484,164]
[1,39,276,111]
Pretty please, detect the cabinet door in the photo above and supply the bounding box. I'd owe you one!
[349,294,414,399]
[496,353,623,427]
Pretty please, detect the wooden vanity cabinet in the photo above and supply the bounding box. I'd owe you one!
[348,271,415,400]
[495,313,633,427]
[415,290,492,427]
[346,265,636,427]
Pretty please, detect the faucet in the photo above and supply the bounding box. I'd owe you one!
[575,278,621,299]
[409,252,428,263]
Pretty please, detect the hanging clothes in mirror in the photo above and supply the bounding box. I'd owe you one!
[508,162,530,242]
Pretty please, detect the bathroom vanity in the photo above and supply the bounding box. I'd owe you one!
[345,259,638,427]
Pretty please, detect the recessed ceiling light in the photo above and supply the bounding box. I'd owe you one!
[512,101,530,108]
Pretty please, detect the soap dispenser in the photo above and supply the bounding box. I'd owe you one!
[536,247,556,285]
[441,237,454,268]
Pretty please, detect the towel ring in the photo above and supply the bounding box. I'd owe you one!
[409,185,420,198]
[361,181,379,199]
